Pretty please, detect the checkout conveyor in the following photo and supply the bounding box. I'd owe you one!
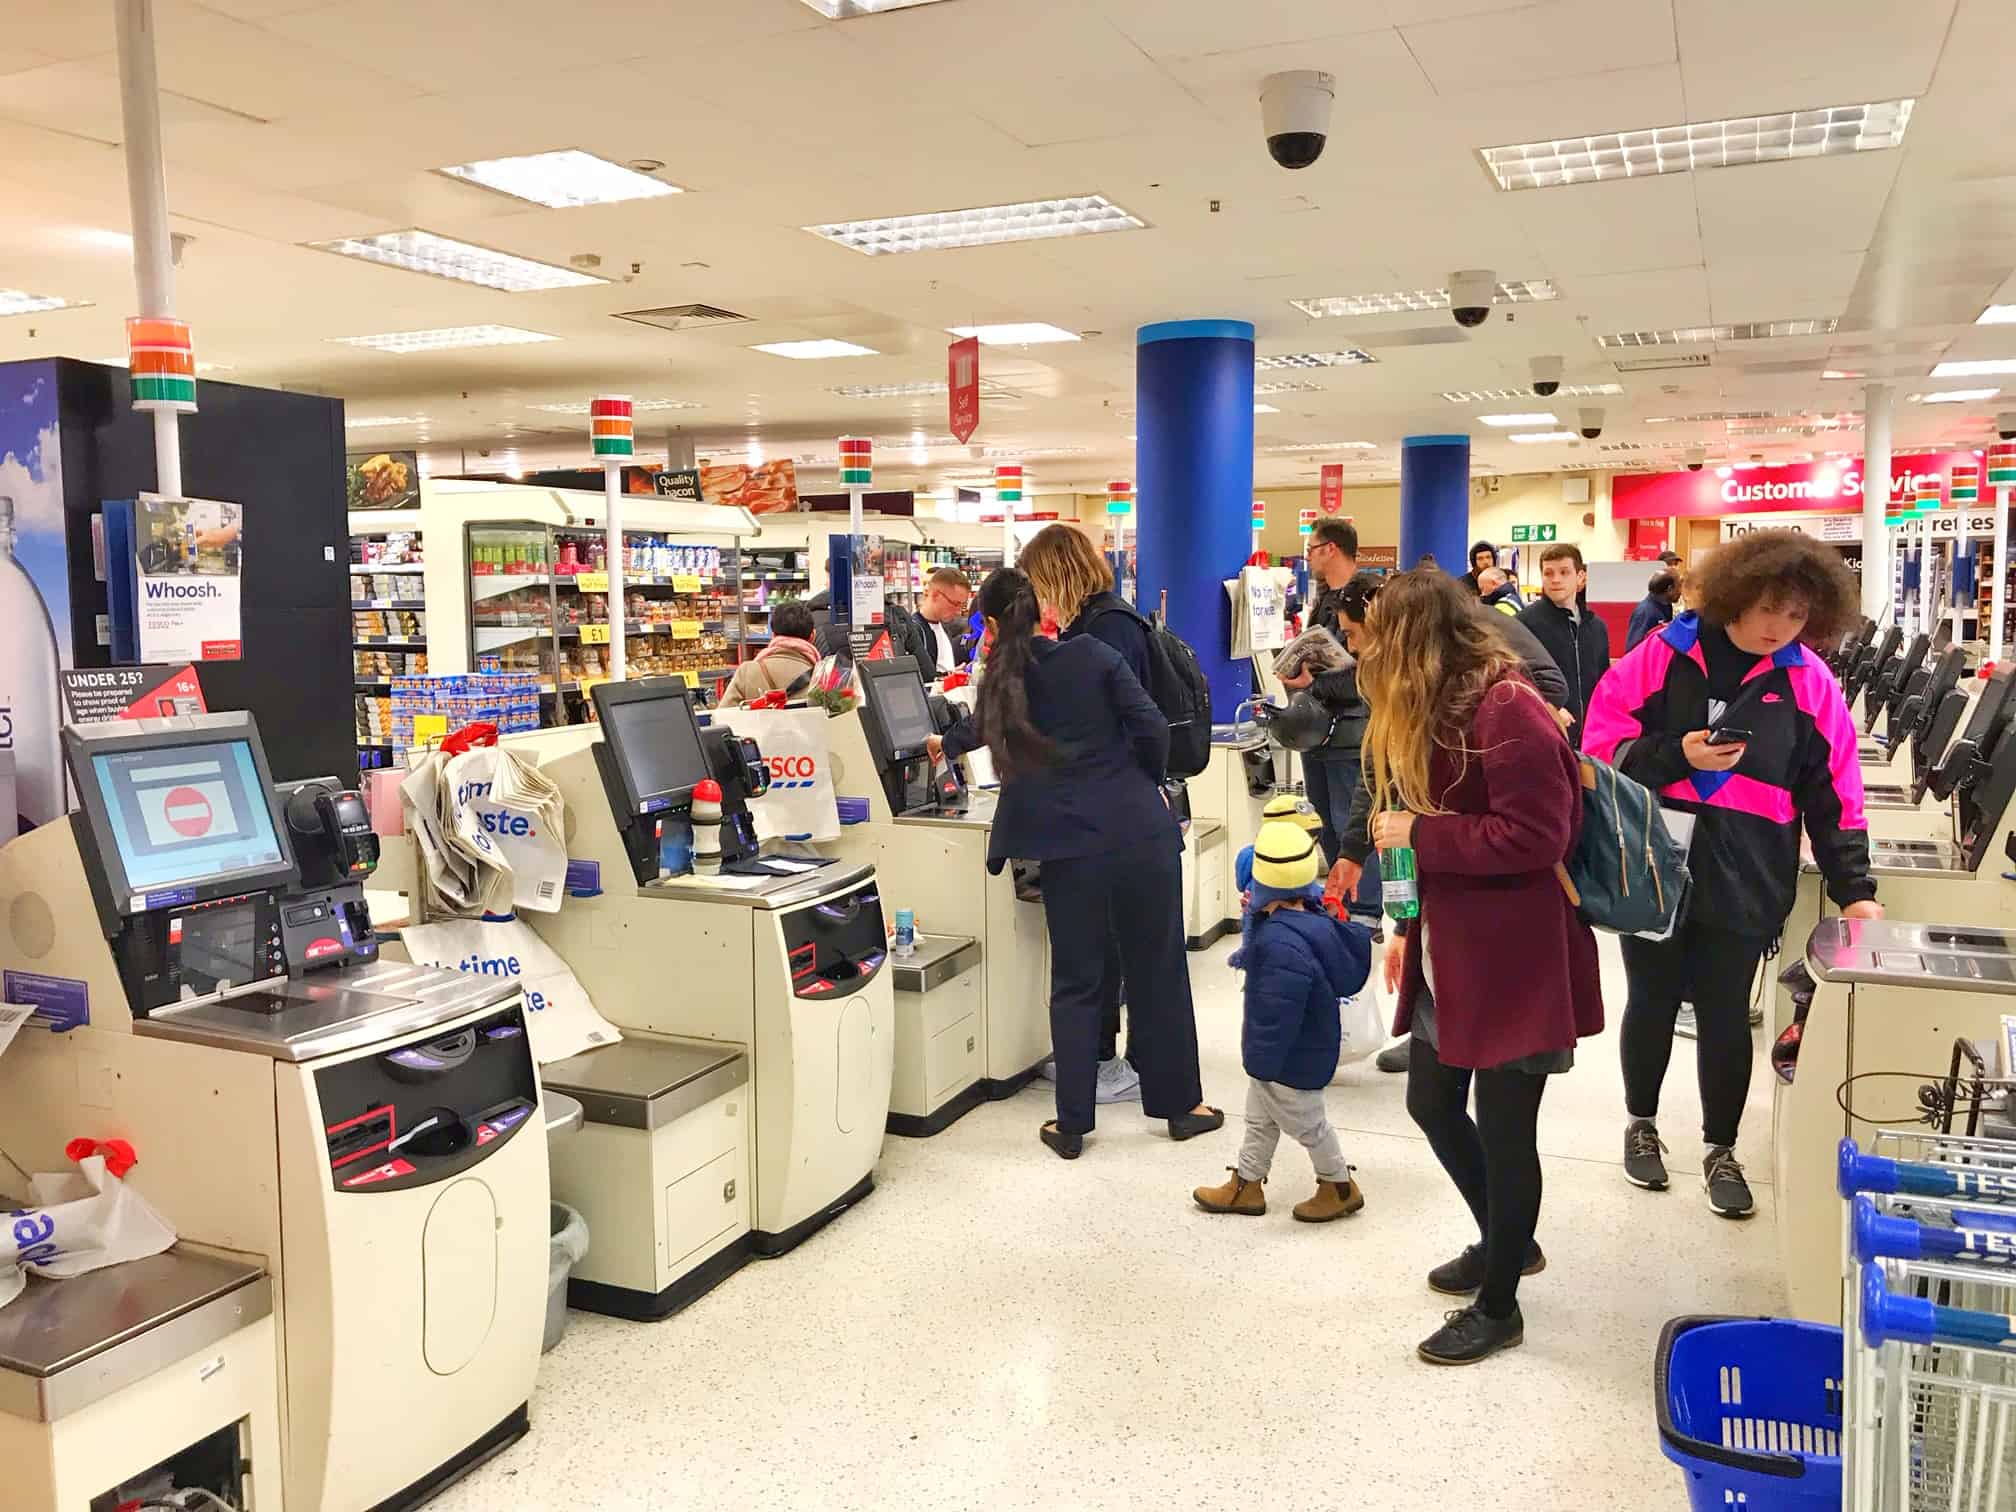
[1775,917,2016,1324]
[0,711,550,1512]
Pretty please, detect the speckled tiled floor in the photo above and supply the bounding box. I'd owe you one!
[425,933,1781,1512]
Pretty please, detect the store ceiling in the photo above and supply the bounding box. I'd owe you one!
[3,0,2016,495]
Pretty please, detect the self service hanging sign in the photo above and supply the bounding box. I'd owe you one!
[1610,450,1983,520]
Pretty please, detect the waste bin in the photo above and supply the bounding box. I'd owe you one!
[543,1091,588,1354]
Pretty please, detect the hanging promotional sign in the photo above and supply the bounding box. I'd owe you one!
[948,336,980,444]
[1319,465,1344,515]
[651,468,703,501]
[1611,450,1981,519]
[700,458,798,513]
[131,495,243,663]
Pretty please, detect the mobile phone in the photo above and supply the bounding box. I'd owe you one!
[1707,725,1752,747]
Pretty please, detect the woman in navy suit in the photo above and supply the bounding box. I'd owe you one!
[932,568,1221,1159]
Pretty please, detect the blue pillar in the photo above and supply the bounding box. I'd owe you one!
[1400,434,1472,576]
[1136,319,1253,719]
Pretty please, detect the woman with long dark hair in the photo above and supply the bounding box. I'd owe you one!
[933,568,1220,1158]
[1360,570,1601,1365]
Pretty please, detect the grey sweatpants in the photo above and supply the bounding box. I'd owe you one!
[1237,1077,1349,1183]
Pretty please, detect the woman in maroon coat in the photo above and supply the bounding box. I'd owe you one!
[1359,571,1602,1366]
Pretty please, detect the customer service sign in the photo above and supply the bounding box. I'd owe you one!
[1611,451,1981,519]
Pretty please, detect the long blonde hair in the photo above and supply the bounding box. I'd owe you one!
[1020,523,1115,625]
[1357,569,1526,815]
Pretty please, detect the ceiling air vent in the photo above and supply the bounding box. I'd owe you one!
[1612,352,1712,373]
[612,304,752,332]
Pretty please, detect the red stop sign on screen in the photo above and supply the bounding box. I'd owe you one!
[163,786,214,837]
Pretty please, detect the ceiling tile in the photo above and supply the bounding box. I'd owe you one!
[1675,0,1955,121]
[1400,0,1676,93]
[1693,152,1904,260]
[1101,0,1386,59]
[1507,172,1702,279]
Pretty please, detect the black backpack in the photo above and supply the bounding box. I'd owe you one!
[1088,602,1213,779]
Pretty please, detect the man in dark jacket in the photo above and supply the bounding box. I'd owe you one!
[1517,542,1612,745]
[1281,519,1372,893]
[1459,539,1500,597]
[1625,570,1681,651]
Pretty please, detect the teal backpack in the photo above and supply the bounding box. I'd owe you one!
[1557,752,1692,937]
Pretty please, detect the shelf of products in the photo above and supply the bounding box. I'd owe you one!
[882,542,989,602]
[352,529,425,760]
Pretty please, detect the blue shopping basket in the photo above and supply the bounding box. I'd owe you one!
[1656,1315,1844,1511]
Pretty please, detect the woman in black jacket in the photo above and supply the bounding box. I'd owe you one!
[932,569,1222,1159]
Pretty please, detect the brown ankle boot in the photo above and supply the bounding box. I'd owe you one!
[1193,1168,1266,1216]
[1293,1176,1366,1224]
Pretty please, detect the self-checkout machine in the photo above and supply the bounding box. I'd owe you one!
[0,711,547,1511]
[1860,648,1977,827]
[816,656,1049,1135]
[504,676,894,1319]
[1774,916,2016,1323]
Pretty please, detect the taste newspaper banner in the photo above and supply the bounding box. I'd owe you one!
[132,495,243,662]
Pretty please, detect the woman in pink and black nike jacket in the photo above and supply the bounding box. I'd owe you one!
[1581,531,1880,1221]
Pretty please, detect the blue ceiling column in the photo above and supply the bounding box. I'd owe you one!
[1400,434,1472,577]
[1135,319,1254,718]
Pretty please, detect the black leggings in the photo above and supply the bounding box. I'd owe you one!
[1406,1033,1549,1319]
[1619,922,1768,1150]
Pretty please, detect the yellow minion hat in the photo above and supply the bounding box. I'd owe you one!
[1261,793,1324,834]
[1250,820,1321,891]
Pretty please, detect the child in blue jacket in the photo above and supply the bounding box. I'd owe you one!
[1196,821,1373,1222]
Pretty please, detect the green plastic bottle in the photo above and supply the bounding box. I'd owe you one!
[1381,803,1420,922]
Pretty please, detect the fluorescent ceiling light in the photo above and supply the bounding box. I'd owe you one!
[1978,305,2016,326]
[1645,410,1772,424]
[1291,279,1556,318]
[805,195,1144,256]
[1441,384,1622,402]
[345,414,429,429]
[1254,380,1324,396]
[1931,359,2016,378]
[1265,441,1378,453]
[947,322,1080,345]
[982,445,1089,458]
[305,229,606,291]
[1478,98,1913,190]
[438,149,682,209]
[528,398,703,413]
[751,339,880,359]
[1597,319,1838,346]
[1822,369,1865,380]
[1255,350,1376,370]
[1254,403,1280,414]
[799,0,952,14]
[331,324,558,354]
[1479,412,1559,427]
[1910,388,2000,404]
[1506,431,1578,444]
[830,381,948,399]
[0,290,90,316]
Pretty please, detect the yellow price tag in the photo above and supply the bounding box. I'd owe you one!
[574,571,609,593]
[579,623,612,645]
[580,674,609,695]
[672,573,703,594]
[412,714,447,748]
[671,619,703,641]
[676,669,699,688]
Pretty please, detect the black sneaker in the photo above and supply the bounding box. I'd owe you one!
[1426,1242,1548,1297]
[1374,1039,1411,1074]
[1418,1304,1524,1366]
[1704,1145,1755,1218]
[1624,1119,1670,1190]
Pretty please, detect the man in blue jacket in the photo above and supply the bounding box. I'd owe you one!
[1194,823,1372,1223]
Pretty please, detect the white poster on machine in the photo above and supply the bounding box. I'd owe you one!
[134,495,243,663]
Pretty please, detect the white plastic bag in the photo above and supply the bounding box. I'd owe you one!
[399,915,622,1065]
[442,745,568,913]
[1,1152,178,1312]
[1337,990,1386,1065]
[711,706,840,842]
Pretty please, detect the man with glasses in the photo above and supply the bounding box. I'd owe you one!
[889,566,973,676]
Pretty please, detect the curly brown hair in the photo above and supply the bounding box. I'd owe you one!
[1687,529,1860,645]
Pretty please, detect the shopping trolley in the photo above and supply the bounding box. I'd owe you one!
[1838,1130,2016,1510]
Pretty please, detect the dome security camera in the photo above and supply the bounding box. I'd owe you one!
[1530,355,1563,398]
[1260,70,1335,170]
[1448,269,1497,329]
[1685,448,1705,472]
[2000,411,2016,441]
[1579,406,1605,440]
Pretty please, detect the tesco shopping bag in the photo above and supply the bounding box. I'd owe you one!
[711,705,840,842]
[1337,991,1386,1065]
[1,1145,177,1312]
[441,743,568,913]
[398,914,622,1065]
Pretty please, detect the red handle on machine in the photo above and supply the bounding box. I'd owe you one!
[439,721,500,755]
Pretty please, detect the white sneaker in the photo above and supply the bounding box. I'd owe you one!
[1674,1005,1697,1040]
[1095,1056,1142,1104]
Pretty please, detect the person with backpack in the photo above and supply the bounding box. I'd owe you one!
[1581,530,1880,1220]
[1359,570,1601,1365]
[930,567,1222,1160]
